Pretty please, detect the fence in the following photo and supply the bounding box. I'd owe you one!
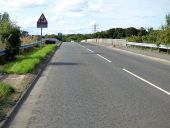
[83,39,127,47]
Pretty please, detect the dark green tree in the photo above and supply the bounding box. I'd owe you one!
[138,27,148,36]
[126,27,138,37]
[21,30,29,37]
[0,12,21,60]
[165,14,170,29]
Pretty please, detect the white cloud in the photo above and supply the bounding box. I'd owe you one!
[0,0,45,11]
[51,0,103,17]
[1,0,169,34]
[58,0,88,12]
[19,16,39,29]
[88,20,96,27]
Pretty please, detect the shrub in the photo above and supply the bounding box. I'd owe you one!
[0,82,15,98]
[0,12,21,60]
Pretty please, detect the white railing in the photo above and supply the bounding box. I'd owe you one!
[126,42,170,50]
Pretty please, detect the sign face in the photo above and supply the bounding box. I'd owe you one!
[58,33,62,36]
[37,14,48,28]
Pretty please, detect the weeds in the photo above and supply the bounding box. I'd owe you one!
[0,82,15,98]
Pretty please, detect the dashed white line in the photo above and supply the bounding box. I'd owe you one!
[77,43,112,63]
[123,68,170,96]
[97,54,112,63]
[77,43,85,48]
[86,48,94,53]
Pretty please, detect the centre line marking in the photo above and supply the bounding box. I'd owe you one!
[78,43,85,48]
[97,54,112,63]
[123,68,170,96]
[86,48,94,53]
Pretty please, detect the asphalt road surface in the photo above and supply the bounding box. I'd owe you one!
[9,42,170,128]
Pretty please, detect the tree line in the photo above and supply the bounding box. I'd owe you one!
[1,12,169,61]
[128,14,170,46]
[60,14,170,46]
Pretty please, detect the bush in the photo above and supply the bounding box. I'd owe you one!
[128,36,143,42]
[45,40,56,44]
[157,29,170,45]
[0,82,15,98]
[0,12,21,60]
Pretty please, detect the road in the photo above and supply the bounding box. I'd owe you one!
[9,42,170,128]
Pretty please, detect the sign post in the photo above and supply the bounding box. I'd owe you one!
[37,14,48,46]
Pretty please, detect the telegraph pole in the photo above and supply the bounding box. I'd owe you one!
[93,23,98,43]
[94,23,97,33]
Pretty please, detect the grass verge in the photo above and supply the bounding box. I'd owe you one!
[0,44,57,74]
[0,82,15,98]
[0,82,15,121]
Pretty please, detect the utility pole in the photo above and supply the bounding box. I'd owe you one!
[0,13,2,22]
[93,23,99,43]
[94,23,97,33]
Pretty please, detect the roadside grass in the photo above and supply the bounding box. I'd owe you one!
[0,82,16,121]
[0,44,59,122]
[0,44,57,74]
[0,82,15,98]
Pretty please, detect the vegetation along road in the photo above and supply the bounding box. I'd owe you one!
[9,42,170,128]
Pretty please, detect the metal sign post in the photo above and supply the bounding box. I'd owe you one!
[41,28,43,46]
[37,14,48,46]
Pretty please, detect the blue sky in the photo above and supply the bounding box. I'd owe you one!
[0,0,170,35]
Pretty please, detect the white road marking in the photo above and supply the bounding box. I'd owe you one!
[77,43,112,63]
[97,54,112,63]
[123,68,170,96]
[86,48,94,53]
[77,43,85,48]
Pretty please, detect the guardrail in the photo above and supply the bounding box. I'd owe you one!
[126,42,170,54]
[0,50,6,56]
[126,42,170,50]
[84,38,170,54]
[0,38,59,57]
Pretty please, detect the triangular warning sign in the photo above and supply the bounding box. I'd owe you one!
[37,13,48,28]
[37,14,47,24]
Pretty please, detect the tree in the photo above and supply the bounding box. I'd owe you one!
[0,12,21,60]
[138,27,148,36]
[157,29,170,45]
[21,30,29,37]
[126,27,138,37]
[165,14,170,29]
[161,13,170,30]
[147,27,154,33]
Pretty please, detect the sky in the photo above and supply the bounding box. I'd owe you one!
[0,0,170,35]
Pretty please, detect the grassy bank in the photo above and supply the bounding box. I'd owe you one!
[0,82,15,121]
[0,44,58,121]
[0,44,57,74]
[0,82,15,98]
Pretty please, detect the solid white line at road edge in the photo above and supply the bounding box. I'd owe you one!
[97,54,112,63]
[123,68,170,96]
